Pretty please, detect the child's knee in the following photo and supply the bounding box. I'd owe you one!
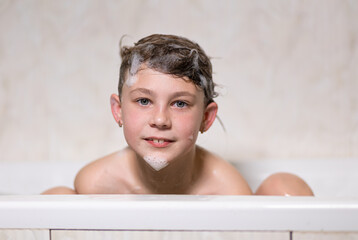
[255,172,314,196]
[41,186,77,195]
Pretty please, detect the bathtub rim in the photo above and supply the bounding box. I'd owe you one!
[0,194,357,231]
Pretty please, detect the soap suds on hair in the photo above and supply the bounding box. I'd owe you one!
[130,52,142,75]
[189,49,208,91]
[199,74,208,89]
[143,155,169,171]
[190,49,199,69]
[126,74,137,87]
[126,52,142,87]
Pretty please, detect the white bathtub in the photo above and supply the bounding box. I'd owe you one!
[0,159,357,239]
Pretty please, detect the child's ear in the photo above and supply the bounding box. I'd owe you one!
[110,94,123,126]
[201,101,218,132]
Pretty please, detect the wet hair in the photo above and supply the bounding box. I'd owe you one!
[118,34,218,105]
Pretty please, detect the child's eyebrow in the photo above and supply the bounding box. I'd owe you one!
[171,91,196,99]
[130,89,196,98]
[130,88,153,95]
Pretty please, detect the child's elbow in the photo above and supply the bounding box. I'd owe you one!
[255,172,314,196]
[41,186,77,195]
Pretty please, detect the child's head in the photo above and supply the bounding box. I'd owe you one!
[111,34,219,171]
[118,34,218,105]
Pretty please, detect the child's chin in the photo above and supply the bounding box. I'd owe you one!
[143,155,169,171]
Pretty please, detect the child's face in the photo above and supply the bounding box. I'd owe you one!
[111,67,217,171]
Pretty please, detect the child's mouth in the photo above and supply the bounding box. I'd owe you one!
[144,137,174,148]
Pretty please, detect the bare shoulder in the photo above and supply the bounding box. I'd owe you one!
[197,146,252,195]
[74,150,127,194]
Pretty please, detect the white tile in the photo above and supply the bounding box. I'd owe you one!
[293,231,358,240]
[0,229,49,240]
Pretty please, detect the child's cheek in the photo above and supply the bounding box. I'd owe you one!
[177,114,201,142]
[122,109,145,142]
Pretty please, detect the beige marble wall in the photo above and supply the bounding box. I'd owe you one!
[0,0,357,163]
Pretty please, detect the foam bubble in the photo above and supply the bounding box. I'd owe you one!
[126,53,142,87]
[126,74,137,87]
[199,74,208,88]
[130,53,142,75]
[168,43,185,49]
[190,49,199,70]
[143,155,169,171]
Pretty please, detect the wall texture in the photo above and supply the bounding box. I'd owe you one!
[0,0,357,162]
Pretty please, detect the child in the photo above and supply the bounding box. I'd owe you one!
[43,34,313,196]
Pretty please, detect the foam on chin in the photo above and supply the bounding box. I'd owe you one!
[143,155,169,171]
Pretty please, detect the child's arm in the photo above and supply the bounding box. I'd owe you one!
[197,147,253,195]
[41,186,77,194]
[216,161,253,195]
[74,158,107,194]
[74,151,125,194]
[41,158,108,195]
[255,172,314,196]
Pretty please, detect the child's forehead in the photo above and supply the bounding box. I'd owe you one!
[135,66,182,78]
[124,68,204,95]
[132,68,194,86]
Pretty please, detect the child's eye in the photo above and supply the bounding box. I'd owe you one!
[137,98,150,106]
[173,101,188,108]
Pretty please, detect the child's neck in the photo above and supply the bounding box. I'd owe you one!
[136,147,200,194]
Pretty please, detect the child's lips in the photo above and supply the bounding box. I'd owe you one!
[144,137,174,148]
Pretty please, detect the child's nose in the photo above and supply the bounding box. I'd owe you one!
[150,106,171,129]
